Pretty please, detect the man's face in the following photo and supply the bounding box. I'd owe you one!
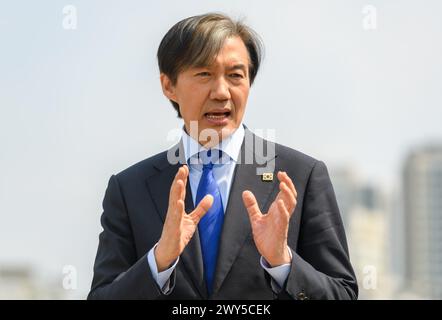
[161,36,251,147]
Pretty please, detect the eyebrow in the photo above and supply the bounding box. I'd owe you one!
[227,64,247,73]
[192,63,248,74]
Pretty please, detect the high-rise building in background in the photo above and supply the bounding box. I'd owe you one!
[329,167,359,230]
[348,206,393,299]
[403,145,442,299]
[330,167,395,299]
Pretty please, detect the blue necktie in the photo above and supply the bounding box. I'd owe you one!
[195,149,225,295]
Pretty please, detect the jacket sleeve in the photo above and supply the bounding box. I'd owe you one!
[278,160,358,300]
[87,175,174,300]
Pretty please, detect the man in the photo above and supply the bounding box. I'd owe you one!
[88,13,358,300]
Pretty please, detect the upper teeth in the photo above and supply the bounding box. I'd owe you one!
[206,114,226,119]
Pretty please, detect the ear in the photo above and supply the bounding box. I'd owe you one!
[160,73,178,103]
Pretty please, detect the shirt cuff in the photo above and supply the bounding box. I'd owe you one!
[147,243,179,294]
[260,247,293,292]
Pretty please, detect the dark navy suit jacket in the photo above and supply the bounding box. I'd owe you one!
[88,127,358,300]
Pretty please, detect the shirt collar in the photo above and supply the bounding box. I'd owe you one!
[181,123,245,164]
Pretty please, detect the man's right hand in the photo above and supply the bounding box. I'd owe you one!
[155,165,213,272]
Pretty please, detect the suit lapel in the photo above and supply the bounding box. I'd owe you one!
[211,128,278,296]
[145,142,208,298]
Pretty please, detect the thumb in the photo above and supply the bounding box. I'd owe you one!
[242,190,262,220]
[190,194,213,223]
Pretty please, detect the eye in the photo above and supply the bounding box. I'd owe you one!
[229,73,244,79]
[196,72,211,77]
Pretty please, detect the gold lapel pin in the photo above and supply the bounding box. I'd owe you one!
[261,172,274,182]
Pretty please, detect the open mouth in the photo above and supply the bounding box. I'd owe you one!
[204,111,231,120]
[203,110,231,126]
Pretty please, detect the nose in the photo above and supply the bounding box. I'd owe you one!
[209,76,231,101]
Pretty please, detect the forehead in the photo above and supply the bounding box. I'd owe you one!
[192,36,250,70]
[214,36,250,63]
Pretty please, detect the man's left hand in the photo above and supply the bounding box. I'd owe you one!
[242,171,297,267]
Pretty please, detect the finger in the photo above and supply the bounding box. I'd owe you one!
[182,165,189,184]
[277,199,290,221]
[242,190,262,220]
[166,180,184,221]
[175,199,185,220]
[277,171,295,197]
[169,179,185,215]
[180,165,188,201]
[166,167,188,224]
[175,165,188,186]
[278,171,297,198]
[274,181,291,203]
[279,182,296,213]
[165,194,185,228]
[174,166,186,182]
[170,166,188,202]
[190,194,213,223]
[169,167,183,197]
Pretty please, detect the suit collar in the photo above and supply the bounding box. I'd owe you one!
[180,123,245,164]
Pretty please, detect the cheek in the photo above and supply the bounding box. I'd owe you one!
[178,85,209,118]
[232,86,250,111]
